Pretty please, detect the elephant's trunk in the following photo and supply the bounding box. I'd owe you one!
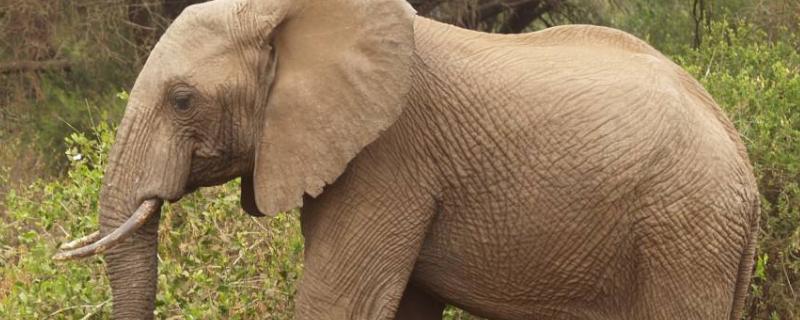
[55,111,165,319]
[98,114,161,319]
[100,192,161,320]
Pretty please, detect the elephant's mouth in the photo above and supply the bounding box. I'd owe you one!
[52,198,163,261]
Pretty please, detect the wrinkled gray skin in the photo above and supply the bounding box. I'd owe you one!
[93,0,760,319]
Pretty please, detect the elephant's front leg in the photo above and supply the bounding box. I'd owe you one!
[295,169,436,319]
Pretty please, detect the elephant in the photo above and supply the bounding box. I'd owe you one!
[54,0,760,319]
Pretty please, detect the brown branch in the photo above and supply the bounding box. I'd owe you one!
[499,0,560,33]
[692,0,705,48]
[409,0,445,16]
[475,0,540,23]
[442,0,543,30]
[0,60,71,74]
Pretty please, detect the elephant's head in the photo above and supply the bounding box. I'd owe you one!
[53,0,415,318]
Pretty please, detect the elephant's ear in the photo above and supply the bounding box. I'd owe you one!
[252,0,416,216]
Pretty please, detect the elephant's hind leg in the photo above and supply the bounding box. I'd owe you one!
[627,201,751,319]
[394,283,445,320]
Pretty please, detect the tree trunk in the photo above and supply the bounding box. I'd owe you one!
[0,60,70,74]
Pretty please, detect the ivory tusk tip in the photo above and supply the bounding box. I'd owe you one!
[59,231,101,250]
[51,251,72,261]
[51,199,162,262]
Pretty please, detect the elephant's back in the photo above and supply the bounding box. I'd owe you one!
[411,17,755,197]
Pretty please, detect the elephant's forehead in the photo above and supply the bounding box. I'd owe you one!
[142,32,245,88]
[139,0,269,89]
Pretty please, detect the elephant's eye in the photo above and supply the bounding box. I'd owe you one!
[172,90,193,111]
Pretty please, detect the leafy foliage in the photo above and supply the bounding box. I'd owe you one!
[0,0,136,173]
[674,20,800,319]
[1,122,303,319]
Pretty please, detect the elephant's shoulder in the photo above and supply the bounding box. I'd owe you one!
[513,25,663,57]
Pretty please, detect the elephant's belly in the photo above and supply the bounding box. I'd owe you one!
[411,200,637,320]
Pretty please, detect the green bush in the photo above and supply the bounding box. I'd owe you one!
[0,122,303,319]
[674,20,800,319]
[0,0,149,175]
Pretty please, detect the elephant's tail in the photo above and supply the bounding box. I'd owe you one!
[729,197,760,320]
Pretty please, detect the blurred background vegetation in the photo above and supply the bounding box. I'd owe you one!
[1,0,798,318]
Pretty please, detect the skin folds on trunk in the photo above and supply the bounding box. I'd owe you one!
[97,113,163,319]
[100,201,161,320]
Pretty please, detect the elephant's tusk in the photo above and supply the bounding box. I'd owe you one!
[59,231,101,250]
[52,199,163,261]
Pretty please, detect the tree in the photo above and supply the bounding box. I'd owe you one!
[409,0,565,32]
